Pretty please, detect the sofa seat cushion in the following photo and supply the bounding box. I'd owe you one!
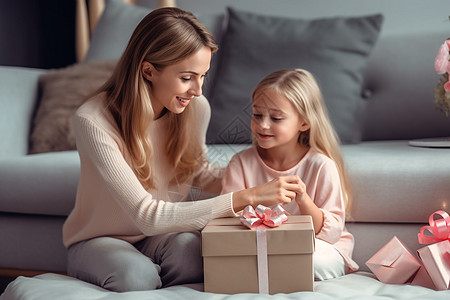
[0,213,67,271]
[207,141,450,224]
[3,141,448,223]
[0,151,80,217]
[343,140,450,223]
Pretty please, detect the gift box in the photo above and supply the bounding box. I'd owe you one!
[201,215,314,294]
[417,240,450,290]
[411,265,436,290]
[365,236,421,284]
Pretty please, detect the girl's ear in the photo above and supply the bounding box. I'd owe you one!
[299,121,310,132]
[142,61,156,81]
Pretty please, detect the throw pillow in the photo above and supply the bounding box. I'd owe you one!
[84,0,151,62]
[29,61,116,154]
[206,7,383,144]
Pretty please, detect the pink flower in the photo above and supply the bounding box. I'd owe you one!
[434,40,450,74]
[444,80,450,92]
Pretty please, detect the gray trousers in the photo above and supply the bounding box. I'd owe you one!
[67,231,203,292]
[67,231,345,292]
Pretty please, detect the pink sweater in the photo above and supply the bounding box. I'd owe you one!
[221,147,359,271]
[63,94,236,248]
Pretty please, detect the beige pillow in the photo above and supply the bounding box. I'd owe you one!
[29,61,116,154]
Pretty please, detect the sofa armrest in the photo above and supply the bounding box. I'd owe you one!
[0,66,45,156]
[0,151,79,216]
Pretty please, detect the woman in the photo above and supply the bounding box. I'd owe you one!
[62,7,302,292]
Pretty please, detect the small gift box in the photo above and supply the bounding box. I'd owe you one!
[366,236,421,284]
[201,210,314,294]
[417,240,450,290]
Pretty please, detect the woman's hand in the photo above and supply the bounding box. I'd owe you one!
[232,175,302,212]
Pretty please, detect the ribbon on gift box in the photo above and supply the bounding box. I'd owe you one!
[240,204,289,230]
[418,210,450,245]
[240,204,288,294]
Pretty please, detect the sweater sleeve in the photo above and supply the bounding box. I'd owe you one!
[74,112,235,236]
[313,160,346,244]
[220,153,247,194]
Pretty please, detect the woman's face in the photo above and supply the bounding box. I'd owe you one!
[142,46,212,119]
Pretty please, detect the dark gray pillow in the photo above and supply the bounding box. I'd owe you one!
[206,7,383,144]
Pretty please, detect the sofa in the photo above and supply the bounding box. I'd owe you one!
[1,0,450,298]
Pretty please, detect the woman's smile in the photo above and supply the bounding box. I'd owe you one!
[176,96,191,107]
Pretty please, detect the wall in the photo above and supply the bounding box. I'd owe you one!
[0,0,75,69]
[1,0,449,69]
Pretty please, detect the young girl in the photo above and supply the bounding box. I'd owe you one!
[63,8,302,292]
[221,69,359,280]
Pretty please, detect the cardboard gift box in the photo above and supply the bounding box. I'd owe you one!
[201,215,315,294]
[365,236,421,284]
[417,240,450,290]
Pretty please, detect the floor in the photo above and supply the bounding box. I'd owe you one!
[0,276,15,294]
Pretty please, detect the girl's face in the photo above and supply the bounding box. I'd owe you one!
[142,46,212,119]
[251,88,310,151]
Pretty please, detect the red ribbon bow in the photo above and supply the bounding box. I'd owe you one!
[418,210,450,245]
[240,204,288,230]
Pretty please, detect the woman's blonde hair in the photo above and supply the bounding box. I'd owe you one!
[98,7,218,189]
[251,69,352,213]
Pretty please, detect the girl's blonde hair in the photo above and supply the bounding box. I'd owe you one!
[251,69,352,214]
[98,7,218,189]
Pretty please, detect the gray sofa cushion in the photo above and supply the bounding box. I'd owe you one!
[360,32,450,141]
[206,7,383,144]
[84,0,150,62]
[208,141,450,224]
[83,0,225,66]
[0,213,67,271]
[342,140,450,223]
[0,66,44,156]
[0,151,79,216]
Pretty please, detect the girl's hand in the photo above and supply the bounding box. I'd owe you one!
[295,179,308,205]
[293,179,324,234]
[232,175,302,212]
